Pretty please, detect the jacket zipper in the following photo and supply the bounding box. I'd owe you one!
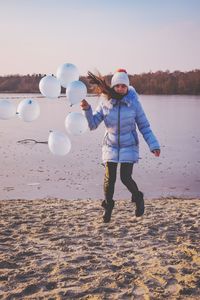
[118,101,121,161]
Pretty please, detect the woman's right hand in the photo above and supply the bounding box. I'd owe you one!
[80,99,90,110]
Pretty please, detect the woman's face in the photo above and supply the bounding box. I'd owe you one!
[113,84,128,95]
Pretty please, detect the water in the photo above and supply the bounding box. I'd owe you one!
[0,94,199,200]
[136,95,200,199]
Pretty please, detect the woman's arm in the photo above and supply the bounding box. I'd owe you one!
[135,99,160,155]
[80,99,104,130]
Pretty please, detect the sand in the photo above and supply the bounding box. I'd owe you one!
[0,198,199,299]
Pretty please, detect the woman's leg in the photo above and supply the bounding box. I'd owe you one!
[102,162,117,222]
[120,163,144,217]
[103,162,118,203]
[120,163,139,198]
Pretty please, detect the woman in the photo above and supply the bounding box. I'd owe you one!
[80,69,160,223]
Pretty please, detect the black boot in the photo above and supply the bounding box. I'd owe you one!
[135,191,144,217]
[102,200,115,223]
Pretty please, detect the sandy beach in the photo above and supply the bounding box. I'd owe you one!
[0,198,199,299]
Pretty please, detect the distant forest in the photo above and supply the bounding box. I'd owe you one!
[0,70,200,95]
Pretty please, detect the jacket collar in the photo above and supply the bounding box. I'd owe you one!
[109,87,136,107]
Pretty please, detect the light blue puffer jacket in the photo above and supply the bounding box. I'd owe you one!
[84,87,160,163]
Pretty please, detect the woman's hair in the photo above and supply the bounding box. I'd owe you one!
[87,71,124,100]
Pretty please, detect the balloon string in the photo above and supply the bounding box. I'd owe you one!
[17,139,48,144]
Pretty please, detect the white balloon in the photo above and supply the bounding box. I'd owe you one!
[66,81,87,106]
[56,63,79,88]
[17,99,40,122]
[0,100,16,120]
[48,131,71,156]
[65,112,88,135]
[39,75,61,98]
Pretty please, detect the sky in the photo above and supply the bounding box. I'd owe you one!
[0,0,200,76]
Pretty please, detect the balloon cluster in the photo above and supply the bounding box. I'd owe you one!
[0,63,88,156]
[39,63,88,156]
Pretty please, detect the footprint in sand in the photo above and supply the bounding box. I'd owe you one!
[21,283,40,296]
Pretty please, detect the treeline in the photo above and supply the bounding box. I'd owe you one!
[0,70,200,95]
[129,70,200,95]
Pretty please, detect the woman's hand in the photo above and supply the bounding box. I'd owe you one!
[80,99,90,110]
[152,149,160,157]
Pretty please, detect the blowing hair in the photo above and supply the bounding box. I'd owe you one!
[87,71,125,100]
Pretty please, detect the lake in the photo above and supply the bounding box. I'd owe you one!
[0,93,199,200]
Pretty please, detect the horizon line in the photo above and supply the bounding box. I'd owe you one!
[0,68,200,77]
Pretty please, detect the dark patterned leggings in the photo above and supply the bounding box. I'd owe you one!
[104,162,139,203]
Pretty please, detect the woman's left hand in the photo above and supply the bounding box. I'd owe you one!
[152,149,160,157]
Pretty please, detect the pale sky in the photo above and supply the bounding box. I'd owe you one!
[0,0,200,76]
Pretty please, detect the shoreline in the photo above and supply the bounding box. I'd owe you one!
[0,198,199,299]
